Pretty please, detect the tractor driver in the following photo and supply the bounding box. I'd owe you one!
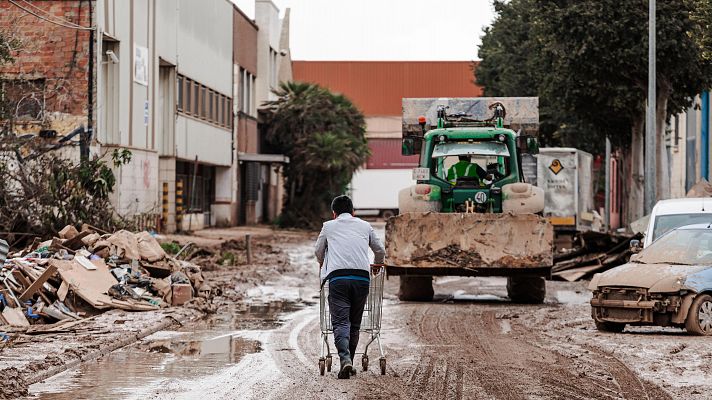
[447,155,484,185]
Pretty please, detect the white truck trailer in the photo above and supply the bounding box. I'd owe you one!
[349,169,414,218]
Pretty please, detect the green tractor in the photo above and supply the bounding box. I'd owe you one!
[385,98,553,303]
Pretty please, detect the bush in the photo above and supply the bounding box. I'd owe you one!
[0,135,132,246]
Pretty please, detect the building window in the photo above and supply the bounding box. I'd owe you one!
[185,79,192,114]
[177,75,183,112]
[175,73,232,130]
[228,99,233,129]
[192,81,199,115]
[238,67,257,117]
[2,79,46,121]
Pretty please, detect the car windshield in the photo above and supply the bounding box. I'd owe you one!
[635,228,712,265]
[652,213,712,241]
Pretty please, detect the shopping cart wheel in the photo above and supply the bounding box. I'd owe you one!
[380,358,386,375]
[362,355,369,371]
[319,359,325,376]
[326,355,333,372]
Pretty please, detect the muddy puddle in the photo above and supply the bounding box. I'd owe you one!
[27,301,303,399]
[554,289,591,305]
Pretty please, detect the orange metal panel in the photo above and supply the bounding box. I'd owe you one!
[293,61,483,117]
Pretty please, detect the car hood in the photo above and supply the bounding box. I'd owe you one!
[589,263,710,292]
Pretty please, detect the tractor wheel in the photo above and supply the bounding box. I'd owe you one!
[506,276,546,304]
[399,276,434,301]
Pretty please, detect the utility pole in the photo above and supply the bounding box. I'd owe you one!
[644,0,656,214]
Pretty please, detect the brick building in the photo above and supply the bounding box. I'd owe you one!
[0,0,92,135]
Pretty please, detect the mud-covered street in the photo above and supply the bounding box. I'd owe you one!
[15,226,710,399]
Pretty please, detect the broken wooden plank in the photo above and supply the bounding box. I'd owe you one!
[553,262,605,282]
[11,270,32,291]
[0,288,17,308]
[52,259,117,309]
[61,231,91,250]
[2,307,29,327]
[19,264,57,302]
[98,298,160,311]
[57,281,69,301]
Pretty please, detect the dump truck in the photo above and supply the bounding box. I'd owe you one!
[386,98,554,303]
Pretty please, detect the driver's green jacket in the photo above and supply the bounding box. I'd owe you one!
[447,161,480,184]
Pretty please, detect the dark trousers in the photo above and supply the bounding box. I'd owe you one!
[328,279,370,365]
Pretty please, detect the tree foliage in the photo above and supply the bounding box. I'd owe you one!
[261,81,369,229]
[0,137,133,247]
[477,0,712,154]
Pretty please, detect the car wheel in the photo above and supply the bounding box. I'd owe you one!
[685,294,712,336]
[594,320,625,333]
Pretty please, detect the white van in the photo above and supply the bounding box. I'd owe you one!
[644,198,712,247]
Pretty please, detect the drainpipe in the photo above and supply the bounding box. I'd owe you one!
[83,0,94,162]
[702,91,710,181]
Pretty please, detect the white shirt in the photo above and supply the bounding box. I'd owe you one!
[315,213,386,282]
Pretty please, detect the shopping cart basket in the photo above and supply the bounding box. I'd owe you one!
[318,265,386,376]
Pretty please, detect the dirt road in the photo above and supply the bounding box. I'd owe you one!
[28,229,712,399]
[152,282,671,400]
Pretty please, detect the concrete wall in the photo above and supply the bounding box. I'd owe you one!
[670,94,712,197]
[255,0,281,105]
[176,0,232,98]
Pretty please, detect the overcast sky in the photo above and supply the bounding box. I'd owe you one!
[231,0,495,61]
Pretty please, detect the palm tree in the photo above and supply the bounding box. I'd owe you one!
[262,82,369,228]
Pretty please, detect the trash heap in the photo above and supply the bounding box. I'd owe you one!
[0,225,206,328]
[551,230,638,282]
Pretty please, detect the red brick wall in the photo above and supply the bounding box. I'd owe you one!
[0,0,92,118]
[234,6,258,75]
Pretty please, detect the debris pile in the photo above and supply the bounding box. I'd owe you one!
[0,225,207,328]
[551,231,638,282]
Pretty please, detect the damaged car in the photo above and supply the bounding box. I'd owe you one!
[589,224,712,335]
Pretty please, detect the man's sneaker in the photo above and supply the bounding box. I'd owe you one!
[350,367,356,376]
[338,362,353,379]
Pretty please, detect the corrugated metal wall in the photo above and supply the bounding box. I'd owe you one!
[293,61,483,116]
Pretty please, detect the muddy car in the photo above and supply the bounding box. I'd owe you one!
[589,224,712,335]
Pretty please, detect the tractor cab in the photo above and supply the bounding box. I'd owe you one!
[404,103,537,213]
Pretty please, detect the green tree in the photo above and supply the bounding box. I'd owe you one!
[261,81,370,229]
[477,0,712,220]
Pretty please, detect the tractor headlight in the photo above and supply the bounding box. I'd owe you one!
[438,135,446,142]
[497,134,506,142]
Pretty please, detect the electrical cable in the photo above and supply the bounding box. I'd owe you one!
[18,0,88,29]
[8,0,94,30]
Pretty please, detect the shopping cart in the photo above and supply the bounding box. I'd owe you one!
[318,265,386,376]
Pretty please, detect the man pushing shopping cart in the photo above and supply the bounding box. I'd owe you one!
[315,195,386,379]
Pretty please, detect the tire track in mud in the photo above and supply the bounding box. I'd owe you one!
[401,303,671,400]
